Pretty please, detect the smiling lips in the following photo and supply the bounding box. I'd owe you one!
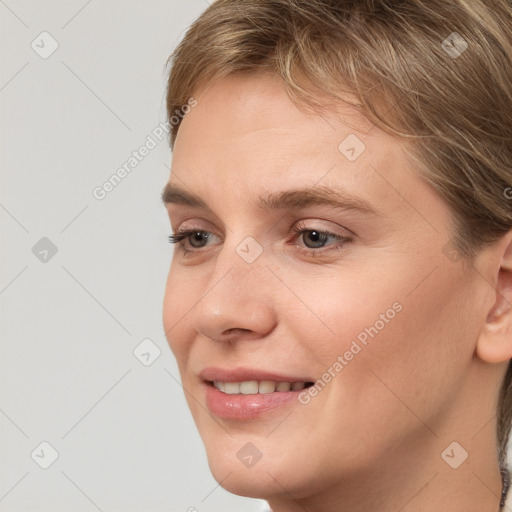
[199,368,315,419]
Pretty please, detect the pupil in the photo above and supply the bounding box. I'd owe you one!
[305,230,326,248]
[190,232,208,247]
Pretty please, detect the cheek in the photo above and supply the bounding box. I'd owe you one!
[163,264,195,361]
[285,262,475,444]
[278,266,404,366]
[303,253,473,379]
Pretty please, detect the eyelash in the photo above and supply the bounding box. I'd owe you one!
[168,221,352,256]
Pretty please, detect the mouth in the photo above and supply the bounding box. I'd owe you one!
[199,368,315,419]
[208,380,314,394]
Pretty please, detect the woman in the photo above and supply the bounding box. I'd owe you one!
[161,1,512,510]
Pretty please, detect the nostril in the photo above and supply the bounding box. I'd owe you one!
[222,327,251,335]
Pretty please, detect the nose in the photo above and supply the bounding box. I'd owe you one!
[190,244,277,343]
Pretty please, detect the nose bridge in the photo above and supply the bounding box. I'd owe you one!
[210,231,268,290]
[204,236,268,310]
[191,236,275,340]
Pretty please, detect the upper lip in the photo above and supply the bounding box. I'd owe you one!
[199,367,314,383]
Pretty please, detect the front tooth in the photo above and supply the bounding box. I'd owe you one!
[259,381,277,394]
[291,382,305,391]
[276,382,291,392]
[240,380,259,394]
[213,381,225,392]
[224,382,241,394]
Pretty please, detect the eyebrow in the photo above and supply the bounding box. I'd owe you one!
[161,182,379,216]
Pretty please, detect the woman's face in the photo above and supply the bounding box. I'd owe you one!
[162,73,492,500]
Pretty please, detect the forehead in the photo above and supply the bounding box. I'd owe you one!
[176,72,375,154]
[173,73,391,183]
[169,72,449,233]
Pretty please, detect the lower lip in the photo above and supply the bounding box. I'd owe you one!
[204,383,305,420]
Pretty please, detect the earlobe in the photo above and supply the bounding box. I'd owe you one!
[476,233,512,364]
[476,311,512,364]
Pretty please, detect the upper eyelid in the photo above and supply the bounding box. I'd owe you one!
[172,218,352,236]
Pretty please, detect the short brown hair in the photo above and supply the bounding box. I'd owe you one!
[166,0,512,466]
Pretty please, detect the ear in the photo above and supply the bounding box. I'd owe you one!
[476,231,512,364]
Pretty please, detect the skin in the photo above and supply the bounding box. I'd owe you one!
[162,72,512,512]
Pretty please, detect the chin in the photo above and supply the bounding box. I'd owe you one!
[197,434,286,498]
[206,451,287,499]
[200,434,334,502]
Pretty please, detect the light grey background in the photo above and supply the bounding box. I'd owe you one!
[0,1,267,510]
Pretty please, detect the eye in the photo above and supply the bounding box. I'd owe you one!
[300,230,332,249]
[168,230,220,251]
[291,221,352,253]
[168,223,352,256]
